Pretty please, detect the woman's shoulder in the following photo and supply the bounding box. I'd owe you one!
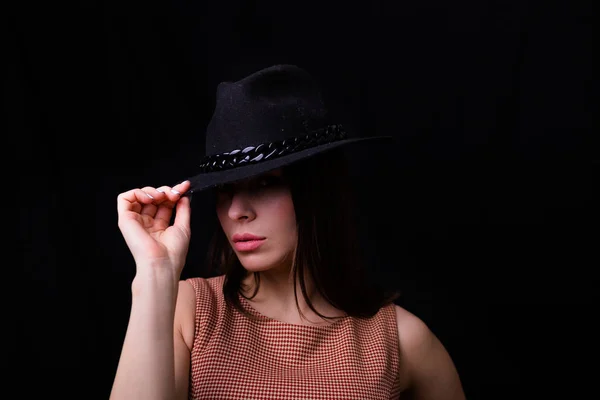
[182,274,228,316]
[176,275,227,350]
[392,304,465,397]
[185,274,225,293]
[392,304,437,357]
[392,304,430,337]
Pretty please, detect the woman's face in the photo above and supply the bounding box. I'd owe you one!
[215,168,298,273]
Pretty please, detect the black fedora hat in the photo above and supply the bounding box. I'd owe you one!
[183,64,393,195]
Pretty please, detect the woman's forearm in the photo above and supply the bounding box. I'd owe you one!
[110,268,179,400]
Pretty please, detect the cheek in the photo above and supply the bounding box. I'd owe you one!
[269,197,296,240]
[215,205,231,232]
[269,197,297,230]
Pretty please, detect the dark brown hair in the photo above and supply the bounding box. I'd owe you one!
[204,148,400,320]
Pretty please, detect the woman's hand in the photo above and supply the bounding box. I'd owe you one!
[116,180,192,279]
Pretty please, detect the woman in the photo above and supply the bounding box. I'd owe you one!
[110,64,466,399]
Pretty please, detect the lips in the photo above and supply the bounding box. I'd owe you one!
[233,239,265,252]
[232,233,266,252]
[232,233,266,242]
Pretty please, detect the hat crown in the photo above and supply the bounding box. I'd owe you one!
[205,64,330,157]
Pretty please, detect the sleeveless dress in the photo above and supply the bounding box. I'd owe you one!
[186,275,402,399]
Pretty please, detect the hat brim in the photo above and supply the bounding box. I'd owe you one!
[182,135,394,196]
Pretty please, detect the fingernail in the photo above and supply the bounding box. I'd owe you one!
[144,192,154,199]
[156,188,165,193]
[171,189,181,195]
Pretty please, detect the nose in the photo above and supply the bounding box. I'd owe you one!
[226,190,256,221]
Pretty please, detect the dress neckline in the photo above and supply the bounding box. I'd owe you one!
[237,292,351,330]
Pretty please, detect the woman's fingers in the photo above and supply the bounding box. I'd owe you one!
[117,188,155,216]
[170,180,191,197]
[173,195,191,237]
[116,189,157,248]
[152,181,190,224]
[116,180,192,267]
[140,186,166,201]
[117,181,191,222]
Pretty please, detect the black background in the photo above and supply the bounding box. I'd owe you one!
[11,0,597,399]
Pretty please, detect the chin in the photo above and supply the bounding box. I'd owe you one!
[242,265,276,274]
[237,252,293,274]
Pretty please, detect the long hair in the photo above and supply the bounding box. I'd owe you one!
[204,148,400,319]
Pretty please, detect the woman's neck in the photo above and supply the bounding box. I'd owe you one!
[241,268,345,325]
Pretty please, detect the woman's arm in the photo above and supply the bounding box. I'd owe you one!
[110,274,195,400]
[395,306,466,400]
[109,269,181,400]
[110,181,194,400]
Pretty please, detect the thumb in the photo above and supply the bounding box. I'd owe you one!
[173,195,191,238]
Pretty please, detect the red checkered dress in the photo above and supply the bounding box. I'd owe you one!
[186,275,402,399]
